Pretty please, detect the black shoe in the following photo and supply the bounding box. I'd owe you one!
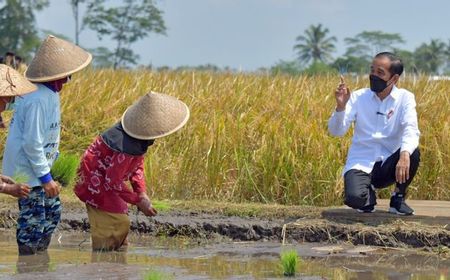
[357,204,375,213]
[389,193,414,215]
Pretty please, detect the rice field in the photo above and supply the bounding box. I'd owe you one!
[1,70,449,206]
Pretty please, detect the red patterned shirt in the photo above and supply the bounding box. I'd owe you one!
[74,136,146,214]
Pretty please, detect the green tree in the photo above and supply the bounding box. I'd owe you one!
[89,46,114,68]
[84,0,166,69]
[392,48,417,75]
[270,60,302,76]
[413,39,447,74]
[332,56,369,74]
[0,0,49,60]
[303,61,338,76]
[293,24,337,65]
[344,31,405,60]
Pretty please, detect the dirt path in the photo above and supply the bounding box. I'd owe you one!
[1,200,450,250]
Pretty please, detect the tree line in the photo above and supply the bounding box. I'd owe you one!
[272,24,450,76]
[0,0,165,69]
[1,1,449,74]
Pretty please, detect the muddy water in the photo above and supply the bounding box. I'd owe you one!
[0,231,448,280]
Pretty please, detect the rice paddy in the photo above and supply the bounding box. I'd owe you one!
[0,70,448,206]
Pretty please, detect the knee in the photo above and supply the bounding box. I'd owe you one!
[344,169,371,209]
[344,191,367,209]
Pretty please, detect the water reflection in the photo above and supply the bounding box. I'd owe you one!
[0,231,448,279]
[91,250,128,264]
[16,251,50,274]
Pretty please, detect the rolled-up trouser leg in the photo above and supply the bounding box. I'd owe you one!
[344,169,376,209]
[86,205,130,251]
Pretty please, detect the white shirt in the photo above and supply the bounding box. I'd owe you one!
[3,84,60,187]
[328,86,420,175]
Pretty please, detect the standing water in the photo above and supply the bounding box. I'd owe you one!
[0,231,448,279]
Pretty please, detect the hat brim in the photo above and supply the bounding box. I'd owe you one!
[0,65,38,97]
[0,83,37,97]
[25,53,93,82]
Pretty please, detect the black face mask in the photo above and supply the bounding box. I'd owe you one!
[369,74,391,93]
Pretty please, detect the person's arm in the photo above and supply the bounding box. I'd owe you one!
[113,158,145,205]
[21,101,59,196]
[127,159,157,216]
[328,89,357,137]
[129,159,146,194]
[396,93,420,184]
[400,94,420,155]
[105,155,157,216]
[0,174,15,184]
[0,178,30,198]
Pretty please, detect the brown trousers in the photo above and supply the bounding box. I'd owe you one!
[86,205,130,251]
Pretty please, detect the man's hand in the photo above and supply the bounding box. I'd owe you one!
[335,75,351,112]
[43,180,61,197]
[396,151,411,184]
[137,193,158,217]
[1,183,30,198]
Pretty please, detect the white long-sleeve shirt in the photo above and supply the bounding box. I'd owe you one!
[3,84,60,187]
[328,86,420,175]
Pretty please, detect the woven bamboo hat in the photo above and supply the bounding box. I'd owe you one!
[0,64,37,97]
[121,92,190,140]
[25,35,92,82]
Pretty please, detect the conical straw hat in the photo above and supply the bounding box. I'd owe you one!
[121,92,190,140]
[25,35,92,82]
[0,64,37,97]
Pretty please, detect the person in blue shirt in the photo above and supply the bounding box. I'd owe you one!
[2,35,92,255]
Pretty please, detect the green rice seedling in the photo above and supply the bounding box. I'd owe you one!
[152,200,171,212]
[11,173,30,184]
[280,249,299,277]
[50,153,80,187]
[143,270,173,280]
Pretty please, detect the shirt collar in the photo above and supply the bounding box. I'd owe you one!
[42,82,57,93]
[389,85,399,100]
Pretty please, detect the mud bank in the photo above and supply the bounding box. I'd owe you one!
[1,207,450,250]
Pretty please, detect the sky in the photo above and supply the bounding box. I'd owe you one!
[35,0,450,71]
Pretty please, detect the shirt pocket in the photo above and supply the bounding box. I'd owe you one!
[382,107,398,135]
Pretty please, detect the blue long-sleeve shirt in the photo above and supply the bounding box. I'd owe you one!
[2,83,60,187]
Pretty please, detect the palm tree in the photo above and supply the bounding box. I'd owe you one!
[414,39,447,74]
[294,24,337,65]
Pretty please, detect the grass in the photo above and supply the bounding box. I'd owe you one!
[50,153,80,187]
[0,70,449,206]
[143,270,173,280]
[280,249,300,277]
